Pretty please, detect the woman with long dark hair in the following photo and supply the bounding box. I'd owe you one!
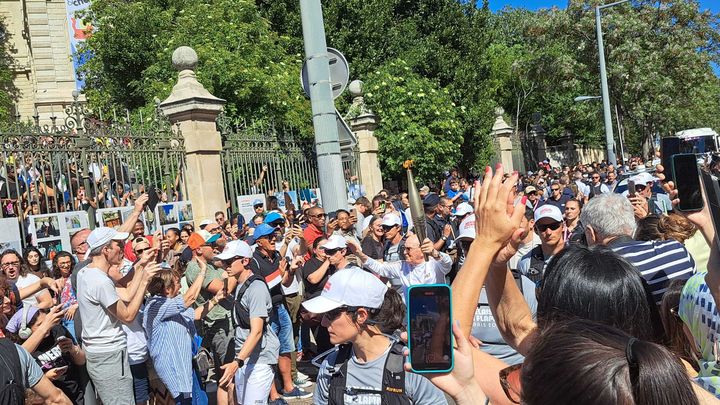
[52,252,78,340]
[24,246,51,279]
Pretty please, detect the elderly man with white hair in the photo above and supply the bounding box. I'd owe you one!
[580,193,695,304]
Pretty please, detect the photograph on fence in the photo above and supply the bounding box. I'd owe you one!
[0,218,23,254]
[38,239,63,261]
[34,216,61,239]
[275,191,299,212]
[237,193,266,225]
[158,203,178,226]
[178,202,193,222]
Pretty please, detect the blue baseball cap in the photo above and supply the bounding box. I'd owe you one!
[253,223,276,240]
[252,199,264,206]
[264,212,283,225]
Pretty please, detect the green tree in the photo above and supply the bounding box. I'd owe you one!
[360,60,464,182]
[79,0,311,134]
[0,17,17,122]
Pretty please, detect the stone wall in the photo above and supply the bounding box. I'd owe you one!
[546,144,606,167]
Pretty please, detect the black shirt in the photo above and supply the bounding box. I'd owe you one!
[32,325,84,404]
[360,236,384,261]
[248,249,284,307]
[301,257,335,300]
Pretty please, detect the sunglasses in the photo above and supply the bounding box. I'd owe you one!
[499,363,522,404]
[258,234,277,242]
[535,221,562,233]
[207,227,222,234]
[222,256,242,267]
[324,248,342,256]
[323,306,358,322]
[635,184,647,192]
[253,204,264,209]
[381,225,396,232]
[311,213,327,219]
[268,220,285,228]
[134,248,149,255]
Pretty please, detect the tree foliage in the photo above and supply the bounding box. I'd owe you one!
[0,17,16,121]
[79,0,311,134]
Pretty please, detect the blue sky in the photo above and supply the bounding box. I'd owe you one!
[487,0,720,13]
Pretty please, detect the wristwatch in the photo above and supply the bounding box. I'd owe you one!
[441,236,448,241]
[235,357,245,368]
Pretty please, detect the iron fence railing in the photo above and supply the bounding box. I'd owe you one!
[2,93,187,244]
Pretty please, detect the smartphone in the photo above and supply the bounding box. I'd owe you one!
[380,202,386,211]
[146,186,160,212]
[661,137,681,182]
[700,167,720,251]
[627,180,636,198]
[673,154,704,212]
[56,336,68,342]
[155,235,165,263]
[407,284,454,373]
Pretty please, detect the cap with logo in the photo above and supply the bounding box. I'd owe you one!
[456,214,476,241]
[214,240,253,261]
[187,230,222,250]
[454,202,473,217]
[322,234,347,250]
[534,204,563,223]
[629,172,658,185]
[524,185,537,194]
[380,214,402,228]
[302,268,388,314]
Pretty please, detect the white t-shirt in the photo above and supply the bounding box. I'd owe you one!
[277,238,302,295]
[15,274,43,308]
[122,312,149,365]
[77,266,127,353]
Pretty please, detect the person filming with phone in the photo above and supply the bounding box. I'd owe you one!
[304,268,447,404]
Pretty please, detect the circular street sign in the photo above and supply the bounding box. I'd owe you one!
[300,47,350,100]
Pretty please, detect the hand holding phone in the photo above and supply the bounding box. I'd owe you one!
[407,284,454,373]
[627,180,636,198]
[673,154,704,212]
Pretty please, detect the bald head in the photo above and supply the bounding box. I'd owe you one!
[71,228,92,256]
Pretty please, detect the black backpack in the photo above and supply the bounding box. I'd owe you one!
[0,338,26,405]
[328,341,411,405]
[233,275,271,330]
[525,246,546,286]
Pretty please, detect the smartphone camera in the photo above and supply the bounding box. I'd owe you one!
[407,284,454,373]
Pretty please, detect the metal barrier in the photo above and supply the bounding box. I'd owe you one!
[2,94,187,243]
[218,114,321,214]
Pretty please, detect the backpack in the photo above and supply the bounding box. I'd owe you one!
[525,246,546,286]
[328,341,411,405]
[233,275,271,330]
[0,338,25,405]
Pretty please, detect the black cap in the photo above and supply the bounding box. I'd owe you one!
[423,193,441,208]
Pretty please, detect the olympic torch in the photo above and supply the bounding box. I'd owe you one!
[404,160,428,261]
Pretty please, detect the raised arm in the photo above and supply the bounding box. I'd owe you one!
[117,193,148,234]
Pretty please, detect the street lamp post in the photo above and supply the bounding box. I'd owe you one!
[596,0,630,166]
[574,95,626,162]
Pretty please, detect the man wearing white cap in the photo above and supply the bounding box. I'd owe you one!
[303,268,447,404]
[517,204,566,285]
[76,227,161,405]
[322,235,363,273]
[626,172,671,216]
[379,214,404,263]
[215,240,281,405]
[353,234,452,301]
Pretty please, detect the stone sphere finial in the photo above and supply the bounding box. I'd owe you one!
[349,80,363,98]
[172,46,198,72]
[494,107,505,117]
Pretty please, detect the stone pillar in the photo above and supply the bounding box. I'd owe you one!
[159,46,227,224]
[530,112,548,163]
[347,80,383,197]
[491,107,514,172]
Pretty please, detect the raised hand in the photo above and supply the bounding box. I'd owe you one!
[473,165,525,249]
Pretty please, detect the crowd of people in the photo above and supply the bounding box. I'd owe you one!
[1,154,720,405]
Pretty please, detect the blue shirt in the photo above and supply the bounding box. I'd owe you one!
[143,295,196,398]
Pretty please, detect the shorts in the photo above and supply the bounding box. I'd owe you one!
[270,305,295,354]
[235,363,274,405]
[130,362,150,403]
[201,320,234,377]
[86,348,135,405]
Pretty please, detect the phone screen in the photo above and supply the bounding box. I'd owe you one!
[661,137,681,182]
[146,186,160,212]
[673,154,703,211]
[407,285,453,373]
[627,180,636,198]
[700,165,720,251]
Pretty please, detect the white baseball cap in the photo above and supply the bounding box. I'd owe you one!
[214,240,253,261]
[85,227,129,259]
[302,268,388,314]
[456,214,476,241]
[321,234,347,250]
[454,202,473,217]
[629,172,658,185]
[380,213,402,227]
[534,204,563,223]
[199,219,213,228]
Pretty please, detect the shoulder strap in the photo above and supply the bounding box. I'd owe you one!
[328,344,354,405]
[0,338,23,388]
[526,246,545,284]
[381,342,411,404]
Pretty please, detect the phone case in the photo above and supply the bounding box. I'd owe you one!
[406,284,454,374]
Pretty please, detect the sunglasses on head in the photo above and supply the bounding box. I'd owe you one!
[535,221,562,233]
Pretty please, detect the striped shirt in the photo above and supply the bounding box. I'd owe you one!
[610,238,696,304]
[143,295,196,398]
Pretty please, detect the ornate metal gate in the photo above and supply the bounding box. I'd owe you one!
[1,94,187,243]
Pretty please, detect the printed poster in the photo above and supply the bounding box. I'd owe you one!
[157,201,193,233]
[275,191,299,213]
[0,218,23,254]
[29,211,90,260]
[65,0,93,89]
[237,194,266,224]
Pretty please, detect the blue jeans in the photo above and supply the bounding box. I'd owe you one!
[270,305,295,354]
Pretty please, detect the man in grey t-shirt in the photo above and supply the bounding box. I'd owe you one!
[215,240,280,404]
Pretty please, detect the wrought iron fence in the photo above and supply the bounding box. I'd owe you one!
[218,114,321,214]
[2,94,187,244]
